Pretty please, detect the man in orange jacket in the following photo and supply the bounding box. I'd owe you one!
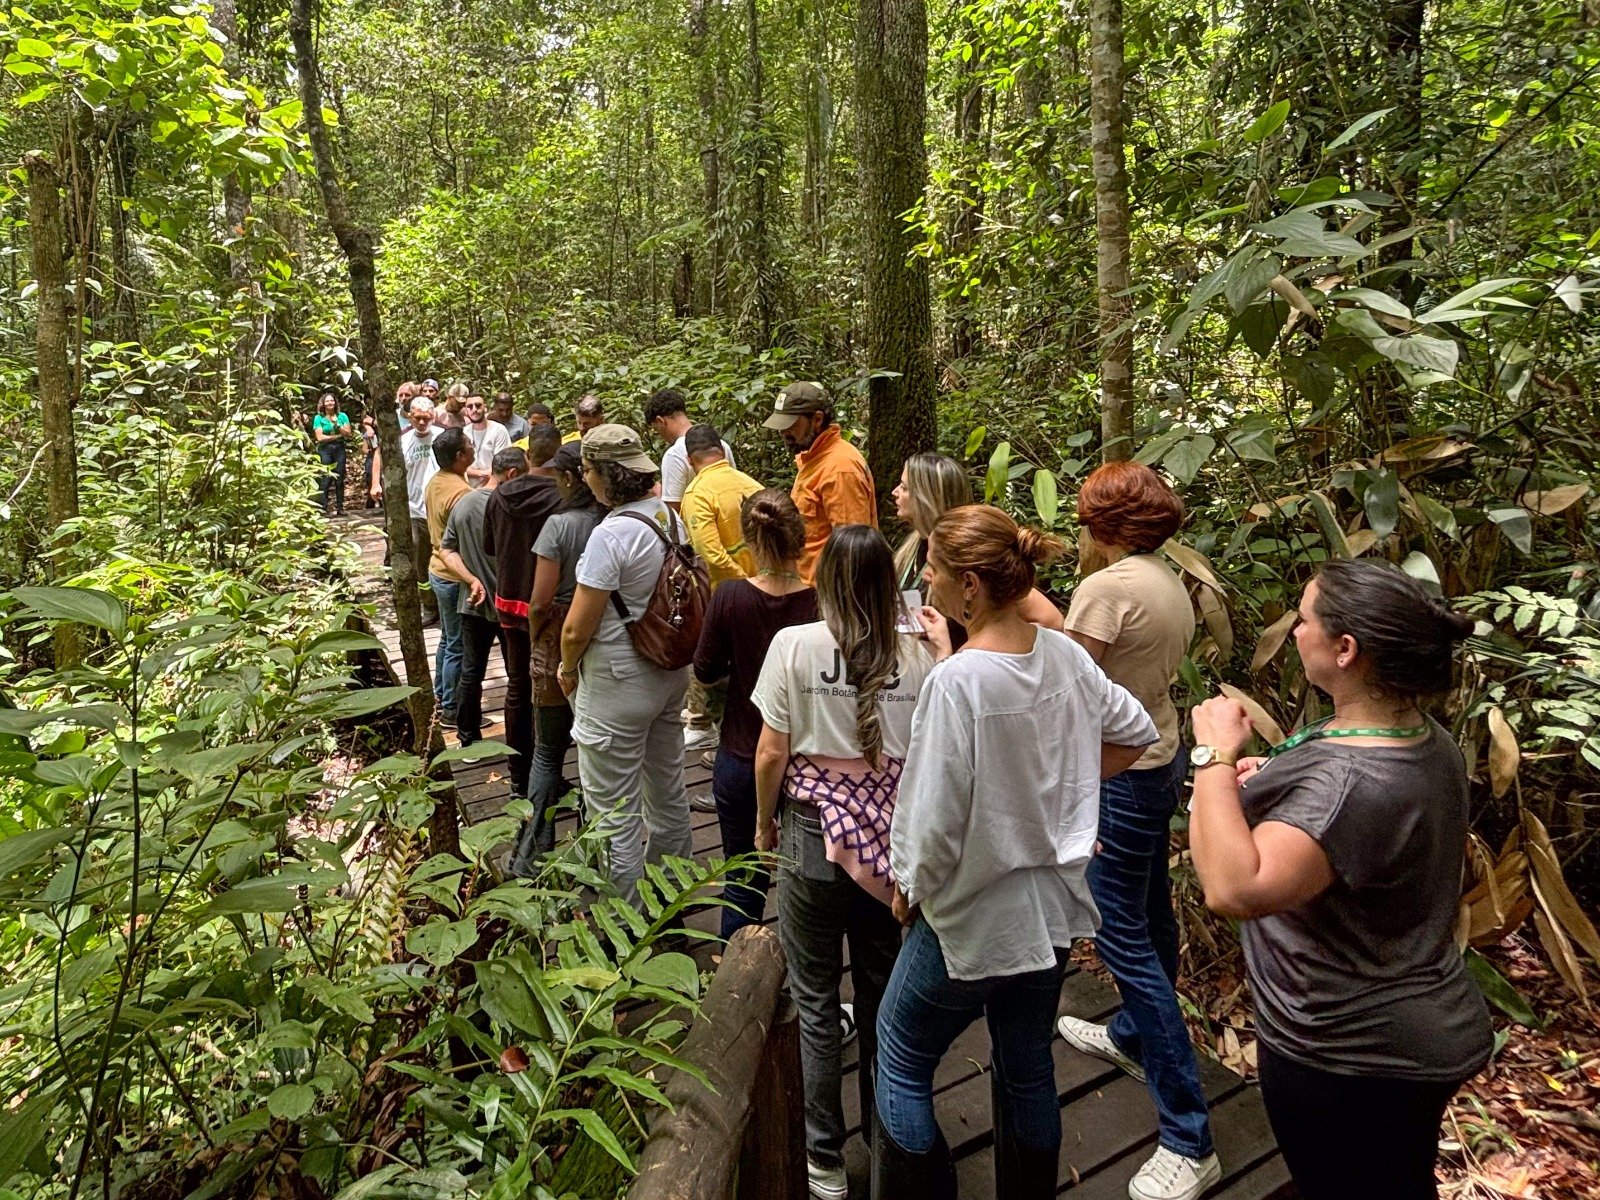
[763,381,878,584]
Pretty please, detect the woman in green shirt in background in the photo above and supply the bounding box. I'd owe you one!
[311,393,351,516]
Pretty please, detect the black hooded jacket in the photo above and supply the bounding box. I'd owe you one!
[483,473,563,625]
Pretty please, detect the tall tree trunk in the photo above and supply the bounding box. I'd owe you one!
[948,25,985,360]
[1089,0,1134,461]
[289,0,457,855]
[688,0,721,315]
[745,0,776,348]
[856,0,936,522]
[106,126,139,344]
[24,152,82,670]
[213,0,268,407]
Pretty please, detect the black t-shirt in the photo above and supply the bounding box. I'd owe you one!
[693,581,819,760]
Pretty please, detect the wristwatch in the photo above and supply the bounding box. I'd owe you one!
[1191,745,1237,769]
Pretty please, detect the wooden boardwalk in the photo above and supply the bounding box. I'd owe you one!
[345,512,1294,1199]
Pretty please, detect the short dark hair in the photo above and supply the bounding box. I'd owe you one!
[491,392,515,409]
[1311,560,1474,700]
[593,460,657,506]
[684,423,725,460]
[575,396,604,419]
[492,447,529,477]
[528,402,554,421]
[527,424,562,466]
[433,427,468,468]
[643,388,688,424]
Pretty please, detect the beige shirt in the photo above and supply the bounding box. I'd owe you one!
[1063,553,1195,769]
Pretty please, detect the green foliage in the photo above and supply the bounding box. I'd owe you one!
[0,583,723,1199]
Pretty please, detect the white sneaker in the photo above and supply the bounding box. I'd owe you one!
[807,1156,849,1200]
[684,726,719,752]
[1057,1014,1145,1081]
[840,1001,857,1046]
[1128,1146,1221,1200]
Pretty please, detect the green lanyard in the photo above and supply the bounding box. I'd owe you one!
[1267,717,1429,758]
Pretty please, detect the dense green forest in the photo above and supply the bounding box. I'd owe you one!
[1,0,1598,1195]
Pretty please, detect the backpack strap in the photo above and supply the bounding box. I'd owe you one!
[607,508,681,622]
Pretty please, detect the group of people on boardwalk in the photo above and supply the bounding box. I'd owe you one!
[363,377,1491,1200]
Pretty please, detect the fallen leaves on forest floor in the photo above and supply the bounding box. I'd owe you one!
[1074,931,1600,1198]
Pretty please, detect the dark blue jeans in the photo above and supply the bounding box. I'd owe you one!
[710,748,771,940]
[508,702,575,877]
[456,612,503,744]
[1088,748,1214,1159]
[876,917,1067,1156]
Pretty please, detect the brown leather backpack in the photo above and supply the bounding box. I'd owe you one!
[608,510,710,670]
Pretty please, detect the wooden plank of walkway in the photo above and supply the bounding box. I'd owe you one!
[347,513,1292,1199]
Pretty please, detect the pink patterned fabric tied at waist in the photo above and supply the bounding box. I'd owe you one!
[784,752,902,906]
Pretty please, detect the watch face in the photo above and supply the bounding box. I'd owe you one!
[1192,745,1215,766]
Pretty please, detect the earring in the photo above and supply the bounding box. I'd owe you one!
[961,599,973,623]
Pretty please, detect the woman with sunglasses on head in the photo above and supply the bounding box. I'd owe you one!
[1189,559,1491,1200]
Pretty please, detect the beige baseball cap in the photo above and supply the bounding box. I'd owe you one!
[763,381,830,431]
[581,423,658,473]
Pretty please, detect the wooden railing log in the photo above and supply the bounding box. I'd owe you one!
[628,924,800,1200]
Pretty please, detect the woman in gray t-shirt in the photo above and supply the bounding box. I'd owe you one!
[1189,559,1491,1200]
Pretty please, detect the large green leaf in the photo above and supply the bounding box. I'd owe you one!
[1031,469,1059,527]
[542,1107,635,1173]
[406,918,479,967]
[1488,508,1534,554]
[1463,948,1541,1028]
[10,586,126,635]
[1361,469,1400,539]
[1323,107,1393,151]
[0,828,71,878]
[1242,99,1290,143]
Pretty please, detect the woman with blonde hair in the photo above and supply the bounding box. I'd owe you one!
[752,524,934,1200]
[891,452,1064,632]
[873,504,1157,1199]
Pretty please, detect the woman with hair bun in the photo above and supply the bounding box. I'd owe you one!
[692,489,818,939]
[1190,558,1489,1200]
[873,505,1159,1199]
[1054,461,1218,1200]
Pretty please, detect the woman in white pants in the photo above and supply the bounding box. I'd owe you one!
[558,423,694,903]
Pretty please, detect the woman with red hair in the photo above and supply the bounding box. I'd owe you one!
[1056,461,1219,1200]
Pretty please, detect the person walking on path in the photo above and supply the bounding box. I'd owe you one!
[508,441,605,874]
[751,525,933,1200]
[462,393,512,487]
[425,428,474,725]
[645,388,737,514]
[492,392,530,443]
[376,397,441,622]
[483,424,565,794]
[1188,560,1491,1200]
[360,415,380,510]
[678,422,761,757]
[892,452,1064,638]
[692,488,816,939]
[436,447,524,748]
[1054,461,1218,1200]
[873,505,1158,1200]
[763,381,876,584]
[556,424,695,903]
[311,393,351,516]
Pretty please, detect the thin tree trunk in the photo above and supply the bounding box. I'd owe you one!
[948,25,985,360]
[213,0,268,406]
[856,0,936,524]
[688,0,720,315]
[24,151,82,670]
[745,0,775,348]
[1089,0,1134,461]
[106,126,138,344]
[289,0,457,855]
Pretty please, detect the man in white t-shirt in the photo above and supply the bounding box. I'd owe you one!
[396,398,441,622]
[461,394,512,487]
[643,387,735,514]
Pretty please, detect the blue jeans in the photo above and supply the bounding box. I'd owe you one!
[711,749,771,941]
[1088,748,1214,1159]
[428,574,464,711]
[509,702,575,877]
[876,916,1067,1156]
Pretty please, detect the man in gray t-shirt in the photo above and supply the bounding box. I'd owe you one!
[1238,722,1492,1082]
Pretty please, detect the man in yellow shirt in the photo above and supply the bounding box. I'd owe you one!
[679,423,763,760]
[681,423,763,585]
[562,394,604,445]
[763,381,877,583]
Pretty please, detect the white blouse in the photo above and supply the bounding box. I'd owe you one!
[891,629,1157,980]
